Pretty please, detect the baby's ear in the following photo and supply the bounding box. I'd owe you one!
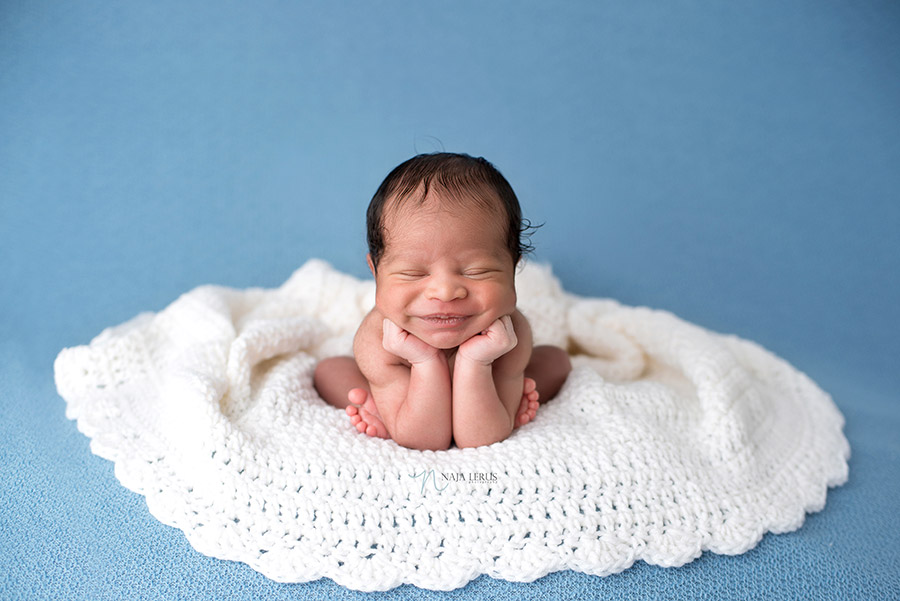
[366,253,376,277]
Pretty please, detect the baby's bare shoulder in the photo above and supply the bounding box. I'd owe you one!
[353,309,385,360]
[353,309,405,381]
[510,309,533,345]
[354,308,381,344]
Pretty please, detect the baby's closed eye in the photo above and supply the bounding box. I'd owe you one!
[394,271,427,280]
[463,269,498,279]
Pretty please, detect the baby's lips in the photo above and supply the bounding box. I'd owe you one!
[417,314,471,329]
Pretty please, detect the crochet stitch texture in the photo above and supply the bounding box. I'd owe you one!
[54,260,850,591]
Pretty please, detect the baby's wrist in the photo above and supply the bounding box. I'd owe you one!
[456,352,496,368]
[406,348,443,366]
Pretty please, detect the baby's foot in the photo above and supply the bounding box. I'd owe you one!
[515,377,540,427]
[346,388,389,439]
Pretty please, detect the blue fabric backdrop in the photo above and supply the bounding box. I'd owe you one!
[2,1,898,599]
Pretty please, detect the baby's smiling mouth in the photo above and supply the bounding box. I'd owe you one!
[419,314,469,328]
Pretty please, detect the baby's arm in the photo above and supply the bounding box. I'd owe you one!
[451,311,533,448]
[354,312,453,451]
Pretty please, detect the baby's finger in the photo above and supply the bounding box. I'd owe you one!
[500,314,515,336]
[383,318,401,338]
[478,316,514,352]
[497,315,517,345]
[488,315,508,332]
[382,318,405,351]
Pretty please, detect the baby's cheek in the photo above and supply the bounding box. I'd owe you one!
[497,287,518,316]
[374,288,407,318]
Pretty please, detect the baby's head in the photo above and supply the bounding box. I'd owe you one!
[365,153,534,348]
[366,152,533,273]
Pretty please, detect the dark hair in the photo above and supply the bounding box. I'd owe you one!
[366,152,536,271]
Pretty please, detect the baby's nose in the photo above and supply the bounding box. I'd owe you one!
[426,276,467,301]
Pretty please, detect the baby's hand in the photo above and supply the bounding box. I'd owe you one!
[382,319,440,365]
[458,315,518,365]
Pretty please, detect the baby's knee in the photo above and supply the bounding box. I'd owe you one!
[313,356,357,395]
[313,357,338,387]
[533,345,571,373]
[528,345,572,401]
[553,346,572,374]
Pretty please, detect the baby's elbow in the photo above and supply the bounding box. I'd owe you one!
[453,426,512,450]
[405,439,452,451]
[394,430,452,452]
[453,439,484,450]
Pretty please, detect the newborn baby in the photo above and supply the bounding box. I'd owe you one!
[314,153,571,450]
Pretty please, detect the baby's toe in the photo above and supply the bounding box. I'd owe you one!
[348,388,368,405]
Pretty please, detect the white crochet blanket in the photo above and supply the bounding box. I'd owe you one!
[54,260,849,591]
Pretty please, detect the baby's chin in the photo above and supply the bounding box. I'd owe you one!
[410,318,497,350]
[420,331,472,350]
